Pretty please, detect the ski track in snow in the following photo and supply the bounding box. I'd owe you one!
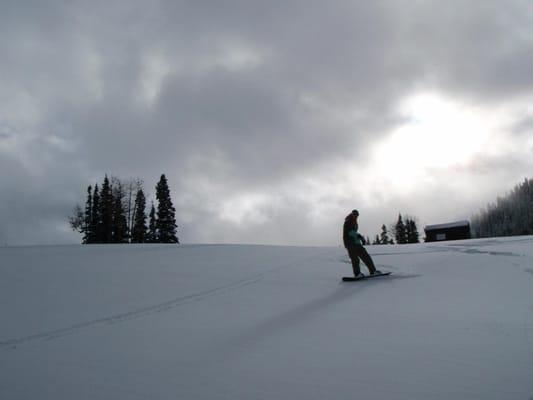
[443,247,523,257]
[0,273,265,350]
[0,250,333,350]
[0,239,533,354]
[0,242,529,351]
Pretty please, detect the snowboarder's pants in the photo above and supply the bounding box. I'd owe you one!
[346,244,377,275]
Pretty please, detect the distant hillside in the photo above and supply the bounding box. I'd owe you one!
[471,177,533,238]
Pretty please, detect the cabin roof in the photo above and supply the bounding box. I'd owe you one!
[425,220,470,231]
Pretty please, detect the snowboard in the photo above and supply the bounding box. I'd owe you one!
[342,272,391,282]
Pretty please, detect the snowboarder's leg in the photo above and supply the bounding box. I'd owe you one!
[346,245,361,276]
[355,245,377,274]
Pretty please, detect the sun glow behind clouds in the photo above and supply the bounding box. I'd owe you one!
[371,93,498,190]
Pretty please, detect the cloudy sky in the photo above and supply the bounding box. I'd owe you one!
[2,0,533,246]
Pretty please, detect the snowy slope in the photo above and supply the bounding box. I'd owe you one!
[1,238,533,400]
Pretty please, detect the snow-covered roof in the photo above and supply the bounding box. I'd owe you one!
[424,220,470,231]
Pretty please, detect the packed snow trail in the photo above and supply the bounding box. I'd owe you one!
[1,239,533,400]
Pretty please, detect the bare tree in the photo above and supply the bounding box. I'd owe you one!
[110,176,144,241]
[124,178,144,240]
[69,204,84,233]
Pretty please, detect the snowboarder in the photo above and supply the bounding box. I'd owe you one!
[343,209,381,278]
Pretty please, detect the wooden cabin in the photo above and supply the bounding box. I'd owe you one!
[424,220,471,242]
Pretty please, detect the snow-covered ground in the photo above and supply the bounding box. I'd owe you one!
[1,237,533,399]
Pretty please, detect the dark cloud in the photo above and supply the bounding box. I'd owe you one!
[510,115,533,137]
[2,0,533,245]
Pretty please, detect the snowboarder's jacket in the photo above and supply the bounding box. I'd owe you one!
[343,214,364,247]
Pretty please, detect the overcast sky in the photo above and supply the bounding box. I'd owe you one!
[2,0,533,246]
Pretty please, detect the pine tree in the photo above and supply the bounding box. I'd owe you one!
[147,202,157,243]
[405,217,412,243]
[380,224,390,245]
[406,218,420,243]
[373,234,381,245]
[395,214,407,244]
[155,174,179,243]
[99,175,114,243]
[112,183,128,243]
[83,186,93,244]
[91,184,101,243]
[131,189,147,243]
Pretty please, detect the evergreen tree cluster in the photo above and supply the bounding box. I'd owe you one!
[70,174,179,244]
[370,215,419,245]
[394,214,420,244]
[372,224,395,245]
[471,177,533,238]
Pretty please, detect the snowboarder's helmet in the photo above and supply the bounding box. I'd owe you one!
[352,209,359,216]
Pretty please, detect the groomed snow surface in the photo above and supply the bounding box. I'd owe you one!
[1,237,533,400]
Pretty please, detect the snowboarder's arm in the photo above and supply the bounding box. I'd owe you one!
[348,229,362,245]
